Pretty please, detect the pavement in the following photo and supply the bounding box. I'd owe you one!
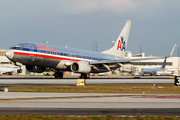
[0,78,174,86]
[0,77,179,115]
[0,92,180,115]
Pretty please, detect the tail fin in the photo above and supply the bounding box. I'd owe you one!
[161,58,167,69]
[102,20,131,57]
[167,44,176,58]
[161,44,176,68]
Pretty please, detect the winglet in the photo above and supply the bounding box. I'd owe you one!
[166,44,176,58]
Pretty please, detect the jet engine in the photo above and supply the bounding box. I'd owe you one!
[71,61,91,74]
[26,65,46,73]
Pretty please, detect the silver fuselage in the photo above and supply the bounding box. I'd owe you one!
[5,42,122,73]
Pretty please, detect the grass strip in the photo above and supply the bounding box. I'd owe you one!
[0,114,180,120]
[2,84,180,94]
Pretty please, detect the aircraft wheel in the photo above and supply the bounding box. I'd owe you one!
[17,69,22,73]
[80,74,90,79]
[8,72,12,75]
[54,72,59,79]
[54,72,63,79]
[58,72,63,79]
[79,74,83,79]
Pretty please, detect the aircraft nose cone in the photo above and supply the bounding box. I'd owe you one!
[5,50,14,60]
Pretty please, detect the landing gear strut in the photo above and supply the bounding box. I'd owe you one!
[80,74,90,79]
[14,62,22,73]
[54,71,63,79]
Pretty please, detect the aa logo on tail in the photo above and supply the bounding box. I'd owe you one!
[117,36,125,51]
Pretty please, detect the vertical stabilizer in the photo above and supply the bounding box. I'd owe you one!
[102,20,131,57]
[161,44,176,69]
[161,58,167,69]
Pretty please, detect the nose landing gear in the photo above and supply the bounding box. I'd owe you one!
[17,69,22,73]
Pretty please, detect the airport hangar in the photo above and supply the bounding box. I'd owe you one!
[0,49,179,75]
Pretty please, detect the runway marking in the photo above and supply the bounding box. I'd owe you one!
[133,96,180,99]
[0,100,180,103]
[0,95,139,101]
[1,95,180,101]
[0,95,180,103]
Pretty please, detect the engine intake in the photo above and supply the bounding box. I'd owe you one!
[71,62,91,74]
[26,65,46,73]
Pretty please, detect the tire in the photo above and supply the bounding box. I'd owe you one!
[17,69,22,73]
[58,72,63,79]
[54,72,59,79]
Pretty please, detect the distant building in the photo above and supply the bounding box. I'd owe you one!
[124,52,180,75]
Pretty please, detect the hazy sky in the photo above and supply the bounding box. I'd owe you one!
[0,0,180,57]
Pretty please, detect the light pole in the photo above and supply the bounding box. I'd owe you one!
[111,41,115,47]
[177,45,180,75]
[94,42,98,52]
[139,44,143,53]
[91,44,94,51]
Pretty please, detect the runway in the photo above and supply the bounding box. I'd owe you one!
[0,78,179,116]
[0,92,180,115]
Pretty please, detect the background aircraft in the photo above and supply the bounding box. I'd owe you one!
[141,44,176,76]
[0,66,21,75]
[5,20,165,79]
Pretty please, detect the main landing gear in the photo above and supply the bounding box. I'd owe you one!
[80,74,90,79]
[54,71,63,79]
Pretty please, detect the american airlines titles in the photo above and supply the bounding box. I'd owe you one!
[36,45,58,52]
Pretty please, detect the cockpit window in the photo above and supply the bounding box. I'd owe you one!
[10,44,23,50]
[9,43,37,52]
[12,46,21,50]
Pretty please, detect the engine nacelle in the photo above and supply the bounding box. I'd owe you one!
[71,61,91,74]
[26,65,46,73]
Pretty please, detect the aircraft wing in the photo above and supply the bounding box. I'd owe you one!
[89,44,176,70]
[89,57,162,65]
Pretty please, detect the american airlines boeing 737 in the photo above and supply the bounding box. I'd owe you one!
[5,20,171,78]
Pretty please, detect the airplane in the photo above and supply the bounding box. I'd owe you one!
[0,66,21,75]
[5,20,168,79]
[141,44,176,76]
